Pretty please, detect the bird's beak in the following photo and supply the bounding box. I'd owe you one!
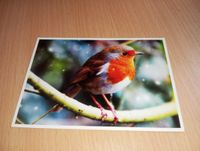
[135,51,144,55]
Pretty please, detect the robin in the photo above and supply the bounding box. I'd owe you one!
[65,45,144,124]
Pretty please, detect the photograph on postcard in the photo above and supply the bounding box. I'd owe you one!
[12,38,183,131]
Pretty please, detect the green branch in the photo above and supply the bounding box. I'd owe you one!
[27,71,178,123]
[24,88,40,95]
[121,40,136,46]
[16,118,25,124]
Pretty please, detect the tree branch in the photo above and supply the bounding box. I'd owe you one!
[16,117,25,124]
[31,104,60,124]
[121,40,136,46]
[27,71,178,123]
[24,88,40,95]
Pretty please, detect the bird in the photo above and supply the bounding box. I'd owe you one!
[65,44,144,124]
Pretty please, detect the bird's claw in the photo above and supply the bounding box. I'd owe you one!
[113,116,118,125]
[100,110,108,121]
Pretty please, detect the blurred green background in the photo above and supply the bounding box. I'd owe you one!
[16,39,180,127]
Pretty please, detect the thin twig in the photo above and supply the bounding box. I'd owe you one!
[16,117,25,124]
[24,88,40,95]
[31,104,60,124]
[121,40,136,46]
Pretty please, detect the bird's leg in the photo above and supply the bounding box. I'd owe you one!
[90,95,107,121]
[102,94,118,125]
[109,93,113,103]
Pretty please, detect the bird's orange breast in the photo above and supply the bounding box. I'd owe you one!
[108,56,135,84]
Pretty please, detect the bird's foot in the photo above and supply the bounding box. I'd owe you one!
[101,94,119,125]
[113,115,118,125]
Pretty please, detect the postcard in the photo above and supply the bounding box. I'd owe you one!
[12,38,184,131]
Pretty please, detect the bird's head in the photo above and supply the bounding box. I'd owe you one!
[103,45,144,60]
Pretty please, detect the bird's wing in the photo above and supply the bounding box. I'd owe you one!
[67,67,92,85]
[68,51,107,86]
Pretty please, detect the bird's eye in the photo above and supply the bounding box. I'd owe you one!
[122,52,128,56]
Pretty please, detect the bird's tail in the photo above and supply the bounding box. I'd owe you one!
[64,84,81,98]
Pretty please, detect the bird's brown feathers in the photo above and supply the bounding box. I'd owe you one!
[68,51,107,86]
